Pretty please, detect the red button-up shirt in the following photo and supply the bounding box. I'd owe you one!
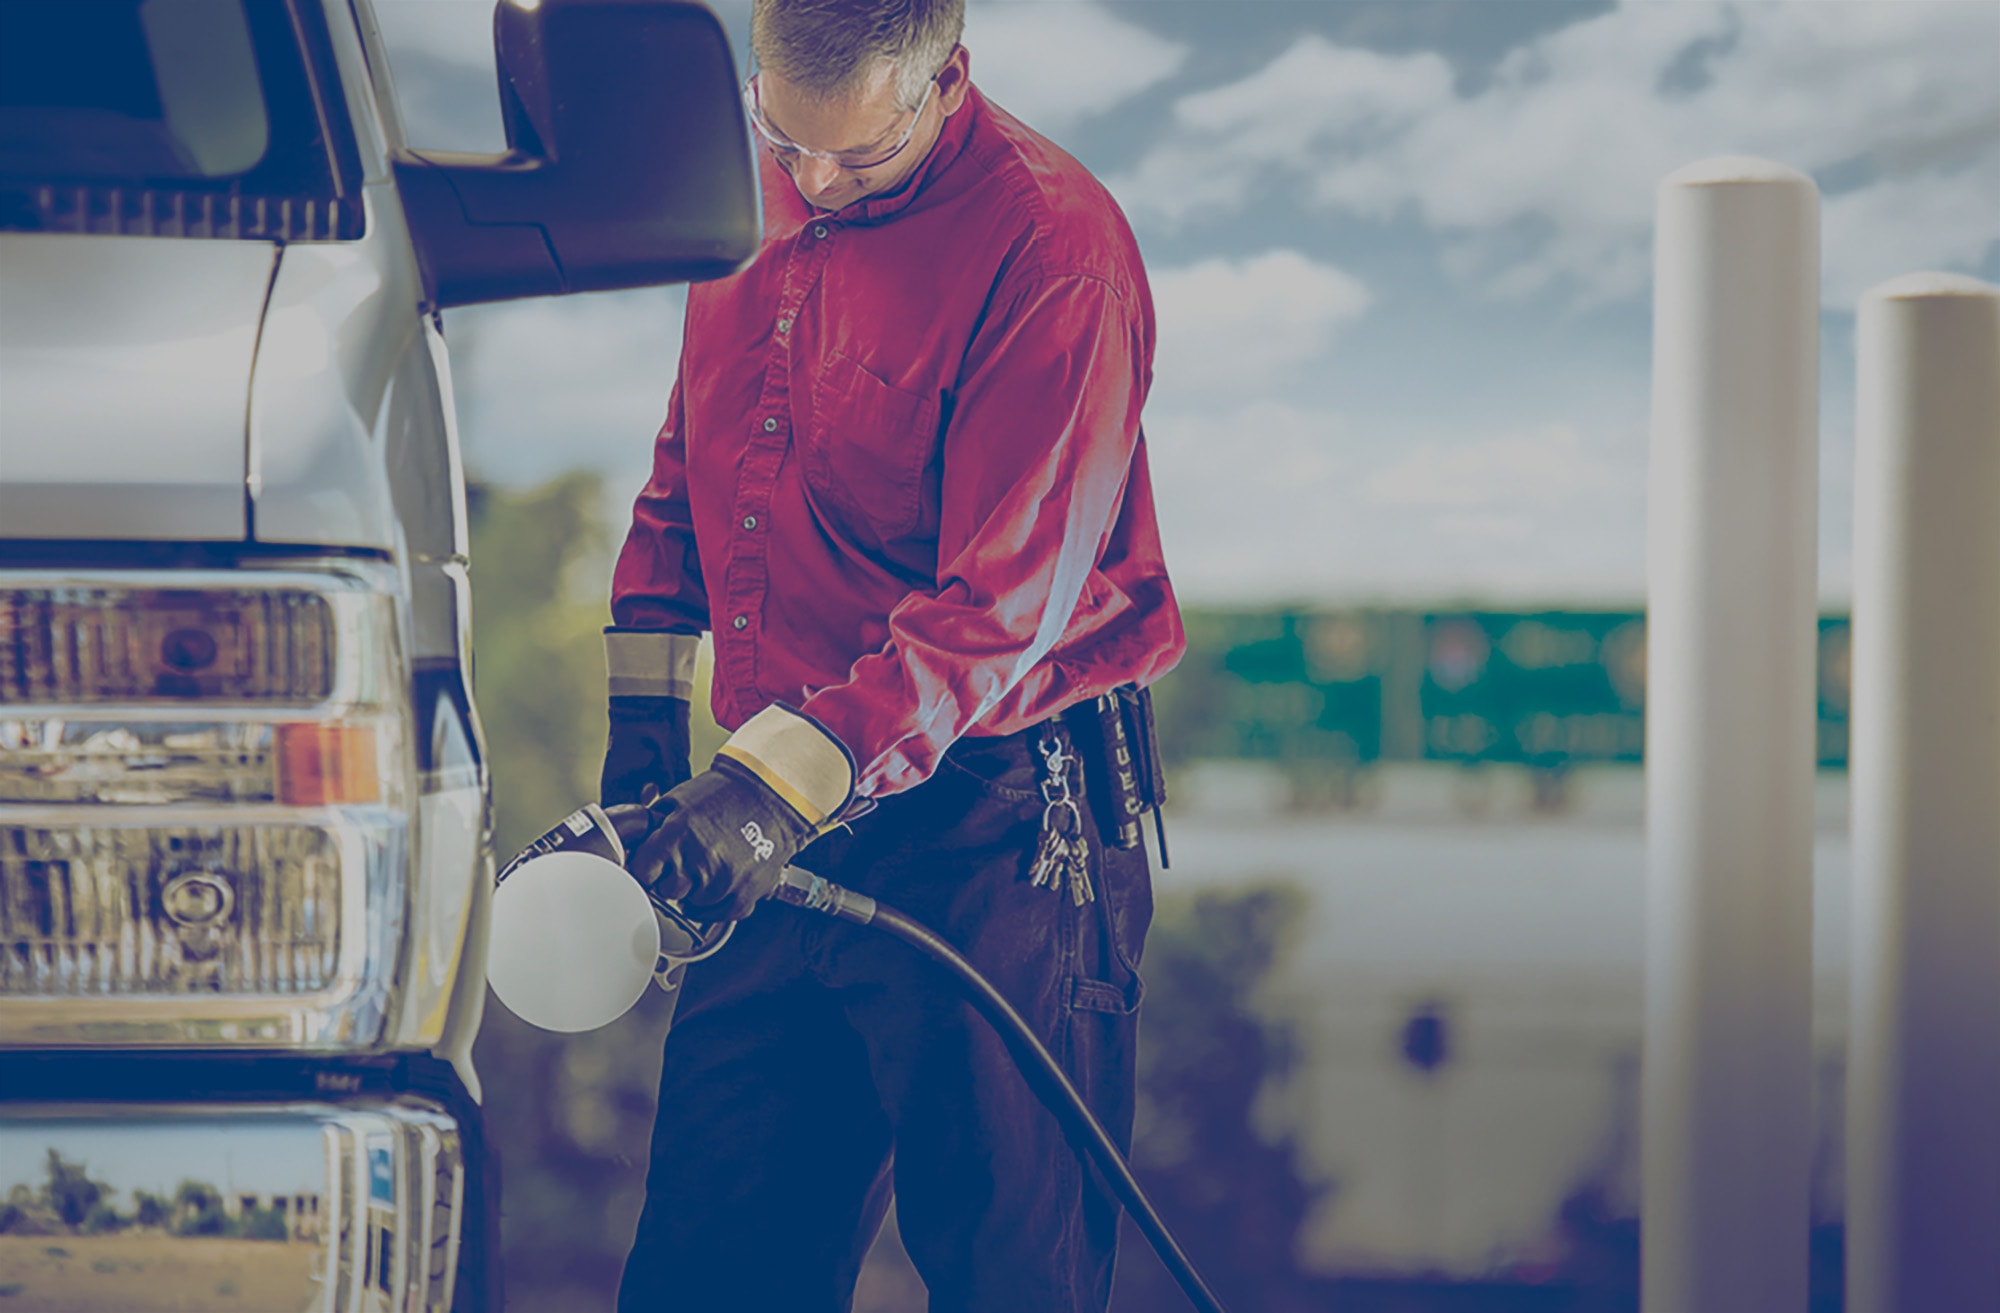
[611,87,1183,799]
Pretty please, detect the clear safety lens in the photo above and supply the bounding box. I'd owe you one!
[0,585,336,704]
[0,822,343,997]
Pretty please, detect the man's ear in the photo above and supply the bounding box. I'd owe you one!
[936,43,972,115]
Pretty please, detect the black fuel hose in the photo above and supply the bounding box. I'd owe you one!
[769,868,1229,1313]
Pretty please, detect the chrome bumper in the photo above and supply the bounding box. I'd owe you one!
[0,1099,464,1312]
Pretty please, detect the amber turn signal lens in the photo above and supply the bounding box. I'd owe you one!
[276,723,380,805]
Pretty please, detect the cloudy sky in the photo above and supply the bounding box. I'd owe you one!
[374,0,2000,605]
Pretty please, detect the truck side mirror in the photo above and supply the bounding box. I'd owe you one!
[394,0,759,308]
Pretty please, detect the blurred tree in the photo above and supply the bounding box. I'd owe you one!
[42,1149,106,1232]
[0,1176,58,1235]
[1112,884,1339,1313]
[465,473,612,861]
[79,1199,126,1235]
[132,1190,171,1230]
[172,1180,227,1237]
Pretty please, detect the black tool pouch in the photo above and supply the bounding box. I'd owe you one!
[1120,684,1170,866]
[1067,684,1171,867]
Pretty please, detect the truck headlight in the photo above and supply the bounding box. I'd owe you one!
[2,583,342,705]
[0,566,415,1048]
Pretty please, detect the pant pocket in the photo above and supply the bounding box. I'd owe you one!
[935,732,1041,803]
[1068,975,1142,1014]
[1069,845,1149,1015]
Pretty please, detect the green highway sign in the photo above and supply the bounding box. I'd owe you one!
[1154,609,1852,770]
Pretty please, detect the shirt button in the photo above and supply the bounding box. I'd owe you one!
[733,616,749,630]
[776,317,791,334]
[813,224,828,239]
[742,515,758,530]
[763,417,779,432]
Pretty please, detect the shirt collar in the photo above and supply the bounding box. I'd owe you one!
[763,83,984,233]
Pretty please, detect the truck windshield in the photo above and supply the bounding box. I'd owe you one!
[0,0,361,240]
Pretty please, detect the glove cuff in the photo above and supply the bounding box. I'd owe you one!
[714,704,856,829]
[605,627,702,700]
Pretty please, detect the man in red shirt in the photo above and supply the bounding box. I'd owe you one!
[604,2,1183,1307]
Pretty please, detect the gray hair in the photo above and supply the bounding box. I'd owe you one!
[750,0,964,110]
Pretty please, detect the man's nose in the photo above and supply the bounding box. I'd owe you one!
[794,156,844,200]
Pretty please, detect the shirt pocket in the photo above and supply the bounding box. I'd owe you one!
[806,351,940,542]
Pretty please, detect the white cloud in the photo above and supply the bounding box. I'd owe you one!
[1144,400,1351,598]
[1114,0,2000,305]
[1363,425,1618,509]
[1150,250,1373,398]
[1144,399,1650,603]
[966,0,1189,133]
[444,287,686,495]
[1822,163,2000,307]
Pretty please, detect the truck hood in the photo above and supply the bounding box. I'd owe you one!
[0,233,277,541]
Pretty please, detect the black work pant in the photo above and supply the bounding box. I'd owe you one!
[617,725,1152,1313]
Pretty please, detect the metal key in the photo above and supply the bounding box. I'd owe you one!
[1064,832,1095,907]
[1030,729,1096,904]
[1030,798,1074,890]
[1031,797,1095,904]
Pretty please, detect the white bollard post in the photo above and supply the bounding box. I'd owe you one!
[1643,157,1820,1313]
[1847,273,2000,1313]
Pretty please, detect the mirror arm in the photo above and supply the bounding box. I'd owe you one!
[394,152,566,310]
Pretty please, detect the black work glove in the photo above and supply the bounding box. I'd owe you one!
[601,695,692,807]
[621,759,814,921]
[622,704,856,922]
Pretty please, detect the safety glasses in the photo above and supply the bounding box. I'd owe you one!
[741,72,936,172]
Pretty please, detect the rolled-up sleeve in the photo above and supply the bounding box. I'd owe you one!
[801,271,1147,796]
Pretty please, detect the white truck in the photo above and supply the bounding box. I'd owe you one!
[0,2,755,1307]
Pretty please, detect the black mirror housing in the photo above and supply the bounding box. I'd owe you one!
[394,0,760,308]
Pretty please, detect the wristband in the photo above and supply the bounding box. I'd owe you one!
[605,627,703,700]
[714,703,857,829]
